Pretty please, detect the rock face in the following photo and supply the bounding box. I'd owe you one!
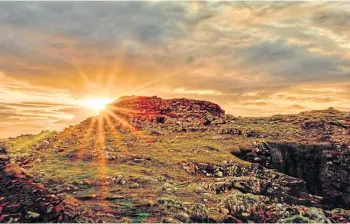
[233,142,350,209]
[106,96,225,124]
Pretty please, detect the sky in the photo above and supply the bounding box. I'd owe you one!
[1,1,350,138]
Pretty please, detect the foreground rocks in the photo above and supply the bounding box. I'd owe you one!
[195,162,323,207]
[0,144,75,222]
[163,161,350,223]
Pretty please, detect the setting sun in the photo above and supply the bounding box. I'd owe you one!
[81,98,113,112]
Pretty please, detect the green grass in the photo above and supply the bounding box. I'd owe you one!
[132,212,152,223]
[31,156,100,183]
[6,130,55,153]
[8,130,54,147]
[119,201,134,209]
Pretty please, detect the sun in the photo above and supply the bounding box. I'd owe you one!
[81,98,113,113]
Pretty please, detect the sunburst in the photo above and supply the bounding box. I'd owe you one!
[75,100,154,201]
[81,98,113,113]
[71,71,155,201]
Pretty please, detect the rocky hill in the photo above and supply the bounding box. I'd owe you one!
[105,96,226,131]
[0,96,349,223]
[109,96,225,118]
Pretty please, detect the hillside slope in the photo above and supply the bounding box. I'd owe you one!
[1,96,350,223]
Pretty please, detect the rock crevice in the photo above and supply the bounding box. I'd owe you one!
[233,142,350,209]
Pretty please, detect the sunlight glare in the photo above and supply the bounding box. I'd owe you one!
[81,98,113,112]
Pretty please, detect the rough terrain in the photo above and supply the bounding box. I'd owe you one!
[1,96,350,223]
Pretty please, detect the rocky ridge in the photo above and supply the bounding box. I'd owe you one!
[105,96,227,132]
[109,96,225,119]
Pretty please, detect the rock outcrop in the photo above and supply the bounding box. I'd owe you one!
[233,142,350,209]
[195,162,323,207]
[106,96,225,125]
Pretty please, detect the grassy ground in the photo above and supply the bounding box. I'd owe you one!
[5,130,54,154]
[4,127,254,221]
[2,108,350,222]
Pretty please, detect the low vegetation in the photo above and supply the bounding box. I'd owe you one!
[0,97,349,222]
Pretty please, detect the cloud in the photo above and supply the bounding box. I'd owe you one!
[235,40,350,82]
[1,2,350,137]
[1,1,348,92]
[2,102,72,108]
[313,9,350,38]
[0,105,15,110]
[0,111,16,119]
[0,2,189,90]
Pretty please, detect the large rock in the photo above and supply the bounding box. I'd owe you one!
[105,96,225,125]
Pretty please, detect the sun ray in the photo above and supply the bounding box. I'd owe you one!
[105,105,139,115]
[105,53,122,92]
[69,57,91,87]
[106,110,138,133]
[106,110,157,147]
[104,113,121,145]
[96,114,109,200]
[77,117,97,159]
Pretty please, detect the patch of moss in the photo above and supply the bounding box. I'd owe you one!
[281,214,312,223]
[159,196,183,209]
[131,212,152,223]
[6,130,55,156]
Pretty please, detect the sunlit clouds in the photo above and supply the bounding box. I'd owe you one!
[1,2,350,138]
